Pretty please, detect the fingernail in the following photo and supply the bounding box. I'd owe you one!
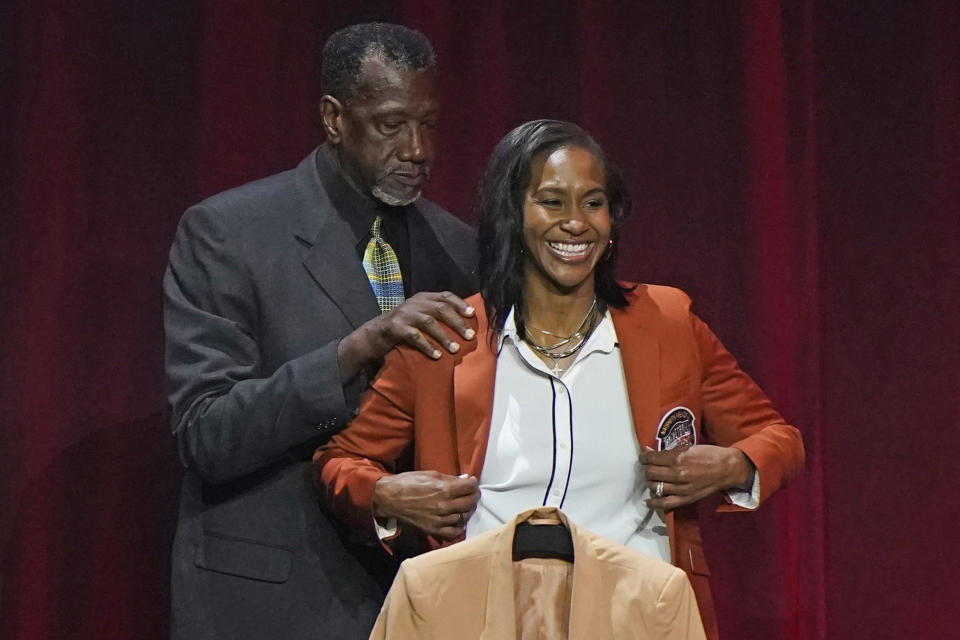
[465,306,475,315]
[449,342,460,353]
[458,473,469,479]
[464,329,475,339]
[432,350,442,359]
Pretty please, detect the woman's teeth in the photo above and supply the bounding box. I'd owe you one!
[548,241,590,257]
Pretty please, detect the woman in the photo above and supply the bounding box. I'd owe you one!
[315,120,804,636]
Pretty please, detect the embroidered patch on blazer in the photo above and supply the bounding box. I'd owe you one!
[656,406,697,451]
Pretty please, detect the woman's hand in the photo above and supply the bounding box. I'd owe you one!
[641,445,755,512]
[373,470,480,540]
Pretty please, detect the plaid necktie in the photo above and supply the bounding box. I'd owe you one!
[362,216,405,312]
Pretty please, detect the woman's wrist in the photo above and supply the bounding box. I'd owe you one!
[727,448,756,491]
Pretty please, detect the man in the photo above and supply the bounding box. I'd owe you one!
[163,23,479,639]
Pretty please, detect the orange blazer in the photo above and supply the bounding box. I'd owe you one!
[315,285,805,639]
[370,506,707,640]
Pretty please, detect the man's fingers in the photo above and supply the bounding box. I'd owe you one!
[345,292,479,372]
[414,312,463,354]
[433,302,476,342]
[395,325,443,360]
[437,291,476,319]
[414,299,477,351]
[389,303,476,357]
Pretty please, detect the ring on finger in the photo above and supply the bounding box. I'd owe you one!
[655,481,664,498]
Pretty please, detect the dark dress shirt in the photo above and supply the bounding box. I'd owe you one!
[314,147,413,296]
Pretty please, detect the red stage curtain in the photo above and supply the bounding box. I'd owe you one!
[2,2,957,638]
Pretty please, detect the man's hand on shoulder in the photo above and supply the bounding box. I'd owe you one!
[337,291,477,381]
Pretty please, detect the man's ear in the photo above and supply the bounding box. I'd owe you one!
[319,95,344,144]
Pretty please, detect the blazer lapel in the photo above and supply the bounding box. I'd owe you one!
[612,300,680,561]
[293,150,380,329]
[454,332,498,477]
[479,520,520,640]
[567,522,607,637]
[611,306,661,448]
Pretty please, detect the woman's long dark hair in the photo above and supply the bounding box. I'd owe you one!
[477,119,633,341]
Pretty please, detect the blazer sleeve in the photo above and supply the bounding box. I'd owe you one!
[313,347,420,537]
[164,204,356,484]
[690,307,805,506]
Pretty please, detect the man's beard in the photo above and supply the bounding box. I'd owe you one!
[371,184,421,207]
[370,166,430,207]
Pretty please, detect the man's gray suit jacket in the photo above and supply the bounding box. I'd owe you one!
[163,149,478,639]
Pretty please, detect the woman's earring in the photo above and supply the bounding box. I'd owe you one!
[602,239,614,261]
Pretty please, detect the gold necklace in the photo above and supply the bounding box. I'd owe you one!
[525,298,599,375]
[526,298,597,346]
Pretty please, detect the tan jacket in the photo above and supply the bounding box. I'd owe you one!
[370,507,707,640]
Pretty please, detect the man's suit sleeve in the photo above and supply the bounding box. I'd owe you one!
[164,204,355,484]
[688,300,806,506]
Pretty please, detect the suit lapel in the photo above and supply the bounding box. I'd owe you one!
[293,150,380,329]
[300,219,380,329]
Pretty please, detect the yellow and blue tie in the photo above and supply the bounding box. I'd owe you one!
[362,216,404,312]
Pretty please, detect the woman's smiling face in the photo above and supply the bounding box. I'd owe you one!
[521,145,612,296]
